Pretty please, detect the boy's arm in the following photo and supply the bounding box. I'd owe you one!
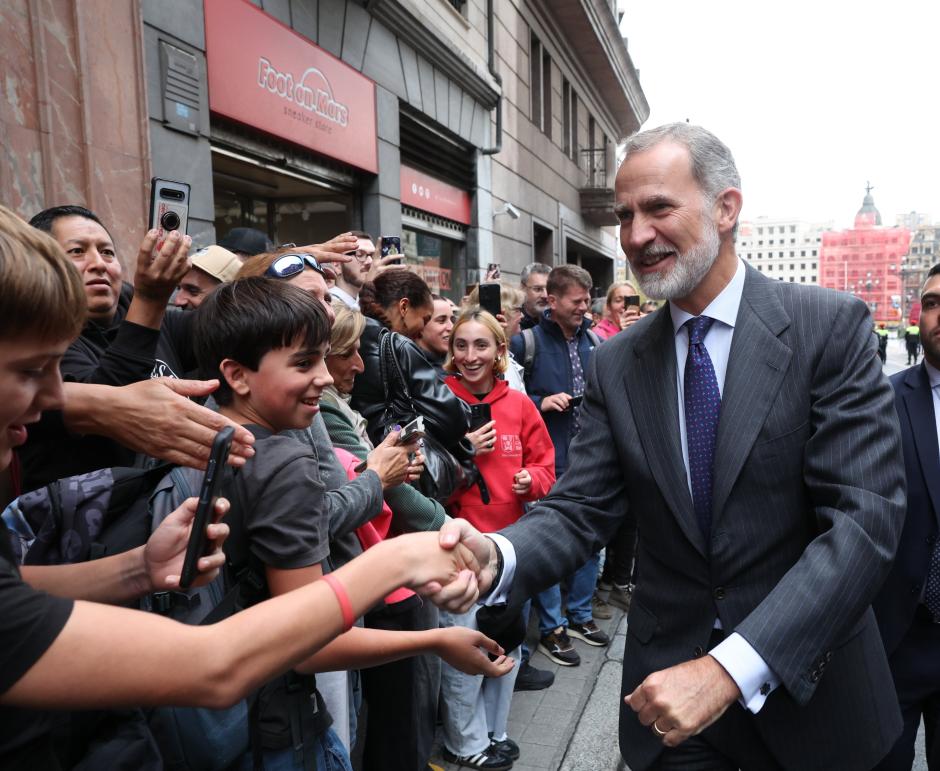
[266,563,510,677]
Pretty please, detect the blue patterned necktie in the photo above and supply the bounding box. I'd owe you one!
[684,316,721,541]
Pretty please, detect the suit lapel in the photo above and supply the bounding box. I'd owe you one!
[628,308,704,556]
[711,270,792,522]
[902,364,940,522]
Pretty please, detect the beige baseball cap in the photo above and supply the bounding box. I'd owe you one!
[191,245,242,283]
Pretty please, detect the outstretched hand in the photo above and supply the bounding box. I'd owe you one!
[434,626,516,677]
[95,378,256,469]
[145,496,231,591]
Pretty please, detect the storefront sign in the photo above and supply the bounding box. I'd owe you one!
[400,166,472,225]
[205,0,377,173]
[409,263,452,292]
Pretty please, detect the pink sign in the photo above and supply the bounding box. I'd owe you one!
[205,0,377,173]
[400,165,472,225]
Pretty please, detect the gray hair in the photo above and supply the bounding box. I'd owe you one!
[624,123,741,212]
[520,262,552,286]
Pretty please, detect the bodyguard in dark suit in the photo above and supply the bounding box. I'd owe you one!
[874,264,940,770]
[430,123,906,770]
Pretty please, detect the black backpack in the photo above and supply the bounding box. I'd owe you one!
[5,464,174,567]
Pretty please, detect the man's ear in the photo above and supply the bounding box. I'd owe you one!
[219,358,251,397]
[714,188,743,237]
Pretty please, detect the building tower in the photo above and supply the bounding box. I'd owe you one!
[818,184,910,324]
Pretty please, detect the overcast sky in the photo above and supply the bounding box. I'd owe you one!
[620,1,939,229]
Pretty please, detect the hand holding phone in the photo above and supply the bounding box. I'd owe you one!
[380,235,402,265]
[478,283,502,319]
[469,403,492,431]
[179,426,235,589]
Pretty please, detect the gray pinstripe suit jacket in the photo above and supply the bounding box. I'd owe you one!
[499,265,906,770]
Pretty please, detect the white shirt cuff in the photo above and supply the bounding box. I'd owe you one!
[709,632,780,713]
[480,533,516,605]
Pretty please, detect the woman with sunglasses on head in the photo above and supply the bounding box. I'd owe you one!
[0,207,504,770]
[437,309,556,770]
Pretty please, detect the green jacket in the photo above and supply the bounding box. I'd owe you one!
[319,395,447,534]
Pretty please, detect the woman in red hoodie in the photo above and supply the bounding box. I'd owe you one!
[438,309,555,770]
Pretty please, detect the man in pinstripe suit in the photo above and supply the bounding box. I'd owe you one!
[430,123,906,770]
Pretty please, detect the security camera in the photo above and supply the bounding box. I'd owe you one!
[496,202,521,220]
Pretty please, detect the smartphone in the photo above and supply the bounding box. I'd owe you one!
[149,178,191,235]
[469,402,492,431]
[381,235,402,265]
[567,395,584,410]
[479,282,501,318]
[397,416,425,444]
[179,426,234,589]
[486,262,501,280]
[625,296,641,307]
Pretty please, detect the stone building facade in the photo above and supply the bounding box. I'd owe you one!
[2,0,648,299]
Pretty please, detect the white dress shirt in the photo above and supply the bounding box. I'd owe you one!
[926,360,940,467]
[329,285,360,311]
[489,258,779,712]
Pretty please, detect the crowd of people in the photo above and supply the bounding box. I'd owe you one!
[0,185,658,771]
[3,120,939,771]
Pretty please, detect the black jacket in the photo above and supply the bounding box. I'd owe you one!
[19,285,198,490]
[350,318,471,457]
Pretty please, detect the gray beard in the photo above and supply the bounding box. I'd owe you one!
[633,218,720,301]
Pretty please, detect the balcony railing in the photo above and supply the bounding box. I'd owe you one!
[580,148,608,189]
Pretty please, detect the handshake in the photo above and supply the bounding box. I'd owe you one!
[412,519,502,614]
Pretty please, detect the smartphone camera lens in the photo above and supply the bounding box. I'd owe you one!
[160,210,181,231]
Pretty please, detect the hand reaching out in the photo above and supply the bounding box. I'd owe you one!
[434,626,516,677]
[73,378,256,469]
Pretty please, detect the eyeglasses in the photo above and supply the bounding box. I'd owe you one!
[344,250,374,263]
[265,253,325,279]
[524,284,548,294]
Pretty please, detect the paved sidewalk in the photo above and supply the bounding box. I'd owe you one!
[432,604,627,771]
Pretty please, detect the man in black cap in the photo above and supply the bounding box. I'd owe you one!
[217,226,273,259]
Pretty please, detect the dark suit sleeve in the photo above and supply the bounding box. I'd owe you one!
[498,346,628,603]
[735,296,906,706]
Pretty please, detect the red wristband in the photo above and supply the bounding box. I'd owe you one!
[322,573,354,631]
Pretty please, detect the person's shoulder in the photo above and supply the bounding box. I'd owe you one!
[244,430,316,474]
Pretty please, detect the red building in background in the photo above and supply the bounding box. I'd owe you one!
[818,186,910,325]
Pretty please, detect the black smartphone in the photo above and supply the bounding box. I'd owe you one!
[486,262,501,280]
[479,282,501,318]
[179,426,234,590]
[381,235,402,265]
[625,296,641,307]
[149,178,191,235]
[568,395,584,410]
[469,402,492,431]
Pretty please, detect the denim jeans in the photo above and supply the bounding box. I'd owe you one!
[234,726,352,771]
[439,607,521,757]
[534,553,600,635]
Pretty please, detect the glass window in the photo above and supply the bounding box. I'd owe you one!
[402,227,466,302]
